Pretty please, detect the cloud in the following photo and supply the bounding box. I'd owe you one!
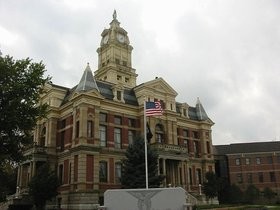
[0,0,279,144]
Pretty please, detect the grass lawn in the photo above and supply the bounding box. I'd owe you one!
[194,204,280,210]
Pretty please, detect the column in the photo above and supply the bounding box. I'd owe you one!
[162,158,166,187]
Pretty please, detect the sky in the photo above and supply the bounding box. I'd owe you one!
[0,0,280,145]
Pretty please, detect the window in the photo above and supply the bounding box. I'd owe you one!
[189,168,193,185]
[115,59,120,64]
[183,108,187,116]
[128,118,136,127]
[125,77,129,83]
[192,131,199,139]
[155,124,164,143]
[114,116,122,125]
[114,128,121,149]
[194,141,199,157]
[270,172,276,182]
[61,131,65,151]
[247,173,252,183]
[58,164,63,184]
[206,132,209,139]
[87,120,93,138]
[245,158,250,165]
[235,158,241,166]
[267,156,273,164]
[99,113,107,122]
[237,173,243,183]
[117,75,121,80]
[117,91,122,100]
[206,141,211,154]
[258,172,263,183]
[256,157,261,165]
[277,155,280,163]
[123,61,127,66]
[99,161,108,182]
[69,163,71,184]
[76,121,80,138]
[99,125,107,147]
[61,119,66,129]
[40,126,46,146]
[183,129,189,137]
[196,169,202,184]
[115,162,122,183]
[128,130,135,145]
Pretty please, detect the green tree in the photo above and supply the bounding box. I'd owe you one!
[29,163,59,210]
[244,184,259,204]
[228,184,243,204]
[263,187,275,202]
[217,177,231,204]
[121,136,164,188]
[0,162,17,201]
[203,171,218,203]
[0,55,50,165]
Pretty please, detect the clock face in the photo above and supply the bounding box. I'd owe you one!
[103,35,109,44]
[117,33,125,43]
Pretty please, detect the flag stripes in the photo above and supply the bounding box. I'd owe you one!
[145,101,163,116]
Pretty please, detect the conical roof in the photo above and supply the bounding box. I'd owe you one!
[196,97,209,121]
[75,63,100,93]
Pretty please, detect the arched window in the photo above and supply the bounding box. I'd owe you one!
[155,124,165,143]
[39,126,46,146]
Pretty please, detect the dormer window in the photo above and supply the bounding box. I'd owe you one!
[117,91,121,100]
[112,85,125,103]
[183,108,186,116]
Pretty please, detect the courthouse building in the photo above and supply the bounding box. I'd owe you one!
[17,11,215,209]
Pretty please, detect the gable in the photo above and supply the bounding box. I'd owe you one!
[134,77,178,98]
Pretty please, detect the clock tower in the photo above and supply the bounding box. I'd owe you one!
[95,10,138,88]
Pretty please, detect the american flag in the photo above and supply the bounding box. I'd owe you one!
[145,101,163,116]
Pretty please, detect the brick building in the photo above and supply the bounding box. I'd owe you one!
[214,141,280,194]
[16,11,215,209]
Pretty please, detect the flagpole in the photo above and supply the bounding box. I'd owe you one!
[144,99,148,189]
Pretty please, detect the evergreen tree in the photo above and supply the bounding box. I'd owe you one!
[203,171,218,202]
[228,184,243,204]
[263,187,275,202]
[0,55,50,164]
[217,177,231,204]
[244,184,259,204]
[29,163,59,210]
[121,136,164,188]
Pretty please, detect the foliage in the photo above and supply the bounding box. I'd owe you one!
[217,177,231,204]
[121,136,164,188]
[244,184,260,204]
[0,55,50,165]
[28,163,59,210]
[203,171,218,200]
[0,162,17,202]
[228,184,244,204]
[263,186,275,201]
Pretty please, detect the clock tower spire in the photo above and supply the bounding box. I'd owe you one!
[95,11,137,88]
